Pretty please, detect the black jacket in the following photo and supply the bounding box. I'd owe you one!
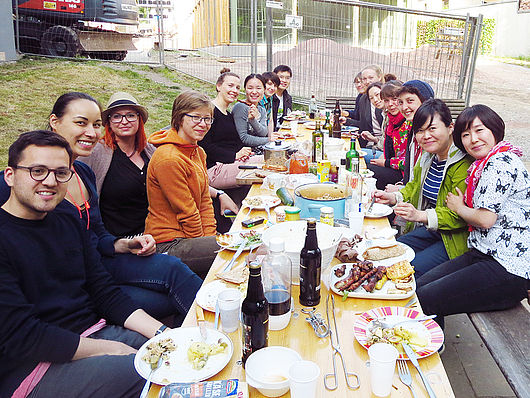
[272,90,293,131]
[345,93,383,147]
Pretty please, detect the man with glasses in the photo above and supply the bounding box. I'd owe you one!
[272,64,293,131]
[0,131,165,398]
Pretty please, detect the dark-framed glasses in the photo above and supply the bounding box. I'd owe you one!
[110,113,139,124]
[14,166,74,183]
[184,114,214,125]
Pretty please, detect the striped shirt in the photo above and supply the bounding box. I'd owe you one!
[422,157,447,207]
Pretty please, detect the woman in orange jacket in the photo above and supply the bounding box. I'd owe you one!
[145,91,220,278]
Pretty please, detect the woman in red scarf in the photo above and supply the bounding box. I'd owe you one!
[416,104,530,329]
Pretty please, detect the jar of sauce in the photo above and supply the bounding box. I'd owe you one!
[320,206,334,226]
[284,206,301,221]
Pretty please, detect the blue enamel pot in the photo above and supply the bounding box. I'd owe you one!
[294,183,347,219]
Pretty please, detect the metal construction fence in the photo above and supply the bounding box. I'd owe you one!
[12,0,483,105]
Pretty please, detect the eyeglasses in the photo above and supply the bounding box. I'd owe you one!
[185,114,214,125]
[14,165,74,183]
[110,113,139,124]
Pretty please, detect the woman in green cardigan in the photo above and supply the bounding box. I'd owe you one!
[374,99,473,277]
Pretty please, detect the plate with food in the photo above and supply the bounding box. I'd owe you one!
[359,240,415,267]
[242,195,281,210]
[304,121,317,128]
[364,203,393,218]
[353,306,444,359]
[360,169,375,178]
[134,327,233,385]
[216,230,262,251]
[196,280,235,312]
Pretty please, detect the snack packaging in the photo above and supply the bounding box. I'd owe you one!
[159,379,248,398]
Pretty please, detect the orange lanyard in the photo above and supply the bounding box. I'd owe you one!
[66,167,90,230]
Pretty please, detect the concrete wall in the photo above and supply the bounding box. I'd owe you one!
[0,1,18,61]
[446,1,530,57]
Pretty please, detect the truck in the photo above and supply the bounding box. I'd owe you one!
[12,0,139,60]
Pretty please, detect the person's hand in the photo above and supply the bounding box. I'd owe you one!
[128,234,156,256]
[361,130,377,143]
[219,193,239,215]
[446,187,466,213]
[248,105,260,120]
[98,340,137,356]
[236,147,252,161]
[374,189,396,205]
[339,116,347,124]
[270,131,283,141]
[246,244,268,265]
[370,157,385,167]
[394,202,426,223]
[385,183,402,193]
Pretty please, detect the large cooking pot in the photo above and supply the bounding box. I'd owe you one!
[294,183,347,219]
[263,140,292,172]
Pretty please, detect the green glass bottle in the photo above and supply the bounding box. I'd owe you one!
[345,138,359,173]
[312,121,323,163]
[322,111,332,138]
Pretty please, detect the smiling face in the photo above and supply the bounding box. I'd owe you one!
[264,80,278,98]
[398,92,423,122]
[108,106,139,139]
[367,86,384,109]
[49,99,102,159]
[217,75,241,105]
[383,96,401,116]
[178,106,213,144]
[354,78,366,94]
[4,145,70,220]
[245,78,265,105]
[460,117,497,160]
[361,68,381,86]
[416,113,454,158]
[276,71,291,92]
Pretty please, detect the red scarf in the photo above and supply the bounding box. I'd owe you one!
[464,140,523,207]
[385,112,405,136]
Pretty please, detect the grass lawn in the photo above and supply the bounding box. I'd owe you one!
[0,57,217,168]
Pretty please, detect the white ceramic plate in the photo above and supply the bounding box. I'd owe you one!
[329,263,415,300]
[360,169,375,178]
[215,231,263,251]
[196,280,233,312]
[242,195,281,210]
[134,327,233,385]
[365,203,393,218]
[358,240,415,267]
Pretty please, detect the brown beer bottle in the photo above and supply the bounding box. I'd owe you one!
[332,99,342,138]
[299,219,322,306]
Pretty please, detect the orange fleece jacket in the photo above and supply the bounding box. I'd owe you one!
[145,128,216,241]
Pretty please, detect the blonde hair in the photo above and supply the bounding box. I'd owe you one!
[362,64,384,81]
[171,91,214,130]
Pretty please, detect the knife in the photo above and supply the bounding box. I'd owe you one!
[196,305,207,341]
[222,242,246,273]
[402,342,437,398]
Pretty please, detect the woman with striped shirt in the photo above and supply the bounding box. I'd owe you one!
[374,99,473,276]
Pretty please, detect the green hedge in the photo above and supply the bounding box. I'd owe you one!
[417,18,495,55]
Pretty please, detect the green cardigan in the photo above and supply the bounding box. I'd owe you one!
[395,144,474,259]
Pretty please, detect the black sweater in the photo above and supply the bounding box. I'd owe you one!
[0,209,138,397]
[199,106,244,169]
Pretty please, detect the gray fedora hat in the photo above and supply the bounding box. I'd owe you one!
[102,92,149,125]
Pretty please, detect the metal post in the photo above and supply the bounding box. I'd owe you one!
[156,0,164,65]
[464,14,483,106]
[15,1,20,53]
[266,5,273,71]
[457,14,473,99]
[251,0,258,73]
[230,0,238,43]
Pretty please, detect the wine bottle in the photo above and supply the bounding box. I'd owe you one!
[312,121,323,163]
[299,218,322,306]
[332,99,342,138]
[241,261,269,365]
[322,111,332,138]
[345,137,359,173]
[308,94,317,119]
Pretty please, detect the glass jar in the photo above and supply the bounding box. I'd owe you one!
[284,206,301,221]
[320,206,334,226]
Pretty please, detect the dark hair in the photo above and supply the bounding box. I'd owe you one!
[216,68,240,87]
[366,82,383,96]
[354,72,363,83]
[48,92,102,128]
[261,71,280,87]
[398,84,424,101]
[273,64,293,77]
[380,80,403,99]
[8,130,73,168]
[243,73,267,89]
[384,73,397,82]
[171,91,213,130]
[412,98,453,135]
[453,104,505,153]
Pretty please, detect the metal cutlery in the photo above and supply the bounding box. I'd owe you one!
[367,195,376,214]
[402,342,437,398]
[374,314,437,330]
[397,360,418,398]
[222,242,246,273]
[196,305,207,340]
[139,356,162,398]
[404,297,418,308]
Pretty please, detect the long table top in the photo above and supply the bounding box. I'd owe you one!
[148,124,455,397]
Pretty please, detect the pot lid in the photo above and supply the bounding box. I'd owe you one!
[263,140,291,151]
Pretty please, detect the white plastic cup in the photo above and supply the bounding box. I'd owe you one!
[290,120,299,135]
[217,289,241,333]
[363,177,377,202]
[288,360,320,398]
[348,209,365,235]
[368,343,399,397]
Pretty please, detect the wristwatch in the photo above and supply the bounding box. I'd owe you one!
[216,190,225,199]
[155,325,168,335]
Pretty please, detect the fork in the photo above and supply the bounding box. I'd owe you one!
[397,360,418,398]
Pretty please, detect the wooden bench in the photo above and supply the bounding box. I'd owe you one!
[468,301,530,398]
[324,96,467,120]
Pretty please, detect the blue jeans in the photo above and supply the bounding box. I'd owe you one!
[362,148,383,163]
[28,326,147,398]
[102,253,202,325]
[416,249,528,329]
[397,226,449,277]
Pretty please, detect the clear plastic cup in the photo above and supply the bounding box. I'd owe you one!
[368,343,399,397]
[217,289,241,333]
[348,210,365,235]
[290,120,299,135]
[288,360,320,398]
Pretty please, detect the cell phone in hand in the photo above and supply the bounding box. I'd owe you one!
[223,209,237,218]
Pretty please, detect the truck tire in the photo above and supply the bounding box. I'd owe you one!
[88,51,127,61]
[41,26,79,57]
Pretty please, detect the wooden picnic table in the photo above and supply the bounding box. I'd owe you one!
[148,125,456,397]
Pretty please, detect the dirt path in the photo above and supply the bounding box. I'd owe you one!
[469,57,530,163]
